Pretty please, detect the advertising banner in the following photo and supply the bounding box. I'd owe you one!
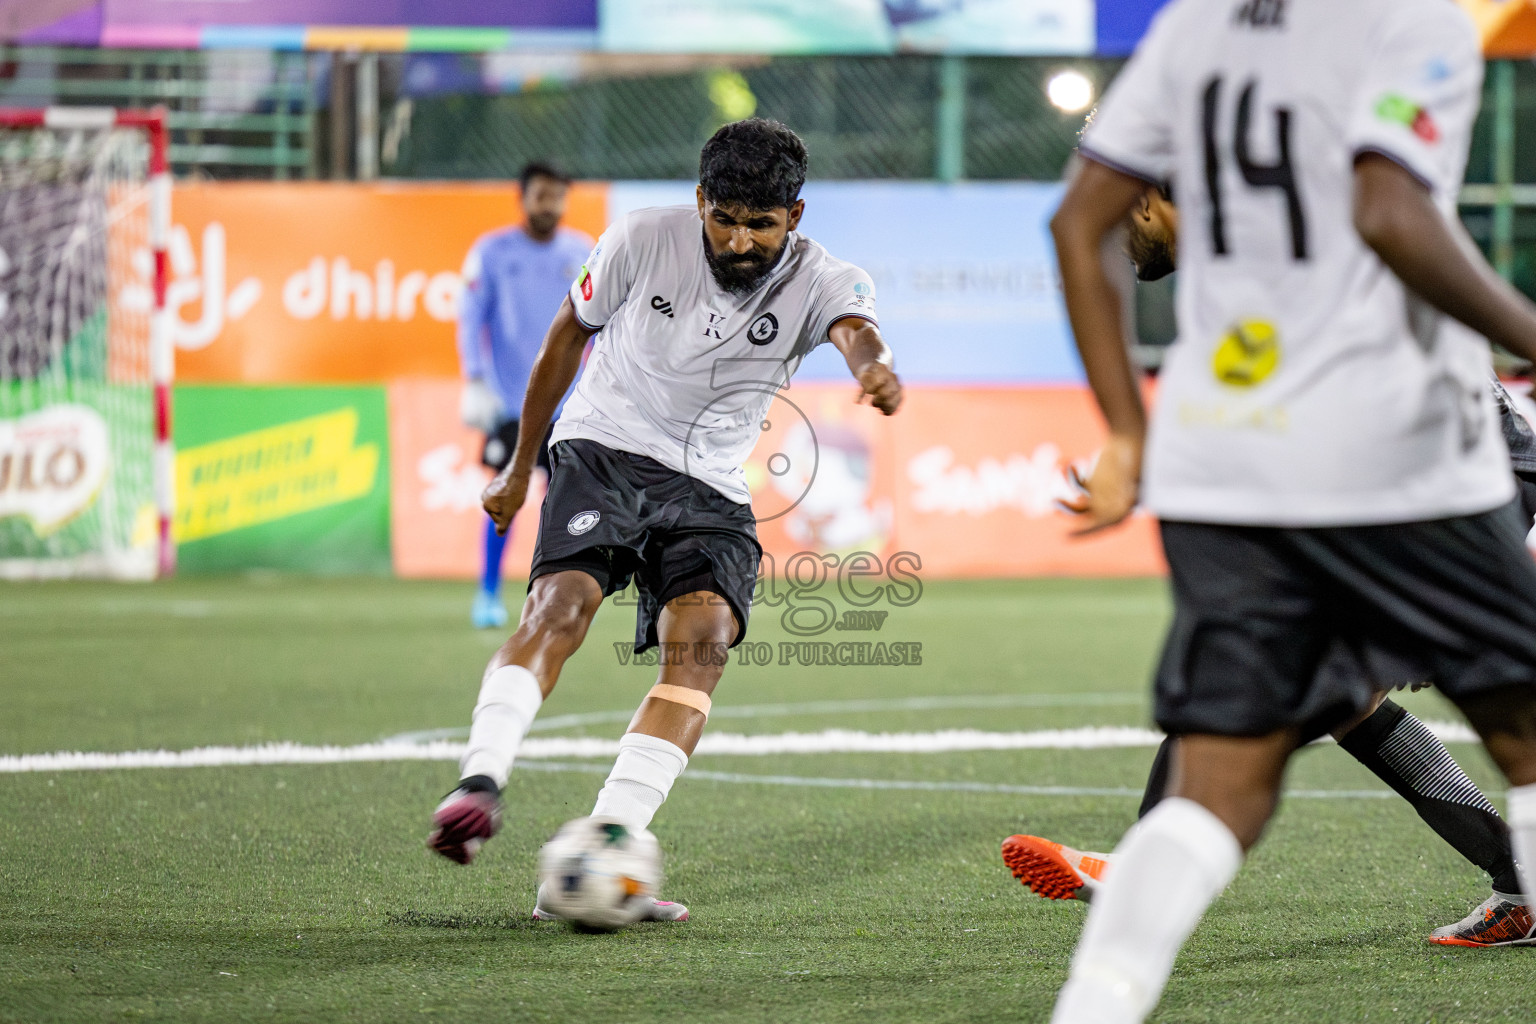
[1095,0,1168,55]
[0,388,156,577]
[752,383,1161,578]
[166,182,607,384]
[889,386,1161,576]
[387,378,545,579]
[16,0,1156,52]
[2,0,97,40]
[598,0,1094,55]
[101,0,595,27]
[609,181,1082,385]
[168,180,1075,387]
[14,2,600,46]
[174,385,392,574]
[387,380,1160,580]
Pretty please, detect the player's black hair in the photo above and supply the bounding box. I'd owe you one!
[699,119,808,212]
[519,161,570,192]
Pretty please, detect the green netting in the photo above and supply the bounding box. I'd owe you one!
[390,56,1094,182]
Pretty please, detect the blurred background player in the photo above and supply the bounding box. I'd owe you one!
[427,119,903,919]
[1004,182,1536,948]
[458,161,593,629]
[1047,0,1536,1018]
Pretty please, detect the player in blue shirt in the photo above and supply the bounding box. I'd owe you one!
[458,162,594,628]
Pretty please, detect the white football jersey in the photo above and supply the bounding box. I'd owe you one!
[555,205,877,504]
[1084,0,1514,526]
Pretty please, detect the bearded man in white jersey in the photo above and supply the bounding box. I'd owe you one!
[1005,183,1536,947]
[1045,0,1536,1019]
[425,118,903,921]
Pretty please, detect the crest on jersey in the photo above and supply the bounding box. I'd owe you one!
[1212,320,1281,388]
[748,313,779,346]
[567,510,601,535]
[578,265,593,301]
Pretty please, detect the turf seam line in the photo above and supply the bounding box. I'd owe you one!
[512,762,1401,800]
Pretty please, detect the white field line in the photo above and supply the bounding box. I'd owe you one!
[0,749,1400,800]
[0,721,1478,775]
[386,692,1148,745]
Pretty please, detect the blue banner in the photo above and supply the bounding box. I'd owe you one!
[1094,0,1169,56]
[608,181,1082,385]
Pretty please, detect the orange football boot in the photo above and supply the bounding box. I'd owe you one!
[1428,894,1536,947]
[1001,834,1110,902]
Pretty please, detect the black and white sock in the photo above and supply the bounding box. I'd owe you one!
[1338,698,1522,896]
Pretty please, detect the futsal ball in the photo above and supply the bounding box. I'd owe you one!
[537,816,662,931]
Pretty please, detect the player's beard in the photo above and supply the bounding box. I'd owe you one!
[703,228,784,296]
[525,210,560,239]
[1126,224,1176,282]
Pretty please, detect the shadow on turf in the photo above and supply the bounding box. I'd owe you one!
[386,910,537,930]
[1183,928,1425,973]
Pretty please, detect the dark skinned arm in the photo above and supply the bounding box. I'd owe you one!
[829,316,903,415]
[482,295,599,534]
[1049,158,1152,533]
[1354,153,1536,364]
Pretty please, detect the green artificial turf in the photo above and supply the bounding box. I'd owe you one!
[1,577,1531,1023]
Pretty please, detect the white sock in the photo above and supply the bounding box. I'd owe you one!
[1508,782,1536,906]
[1051,798,1243,1024]
[591,732,689,830]
[458,665,544,789]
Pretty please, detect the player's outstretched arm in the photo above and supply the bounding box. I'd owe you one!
[1050,158,1150,535]
[482,295,598,534]
[1355,154,1536,365]
[829,317,902,415]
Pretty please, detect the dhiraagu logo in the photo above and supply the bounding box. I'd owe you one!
[176,408,379,542]
[1212,320,1281,388]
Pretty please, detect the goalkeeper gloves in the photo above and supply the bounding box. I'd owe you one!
[460,378,503,433]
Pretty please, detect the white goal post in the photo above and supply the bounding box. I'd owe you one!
[0,106,174,579]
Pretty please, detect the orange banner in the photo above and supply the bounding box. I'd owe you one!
[165,182,609,383]
[888,387,1163,577]
[387,378,544,579]
[387,380,1163,580]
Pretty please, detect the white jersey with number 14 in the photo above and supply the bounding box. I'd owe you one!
[1084,0,1513,526]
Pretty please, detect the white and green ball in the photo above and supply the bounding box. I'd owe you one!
[537,816,663,931]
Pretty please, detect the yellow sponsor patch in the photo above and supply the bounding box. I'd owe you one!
[175,408,379,542]
[1212,320,1281,388]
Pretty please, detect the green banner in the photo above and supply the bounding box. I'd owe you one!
[174,386,391,575]
[0,308,159,574]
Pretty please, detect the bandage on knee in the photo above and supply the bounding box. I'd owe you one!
[646,683,711,717]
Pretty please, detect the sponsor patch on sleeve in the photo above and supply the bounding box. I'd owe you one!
[1375,93,1439,144]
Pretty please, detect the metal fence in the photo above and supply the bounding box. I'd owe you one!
[0,47,317,180]
[389,55,1102,183]
[5,46,1536,302]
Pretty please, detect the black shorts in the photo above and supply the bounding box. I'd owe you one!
[529,439,762,654]
[1155,503,1536,739]
[1517,470,1536,525]
[482,419,553,474]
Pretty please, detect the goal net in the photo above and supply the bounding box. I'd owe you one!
[0,108,173,580]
